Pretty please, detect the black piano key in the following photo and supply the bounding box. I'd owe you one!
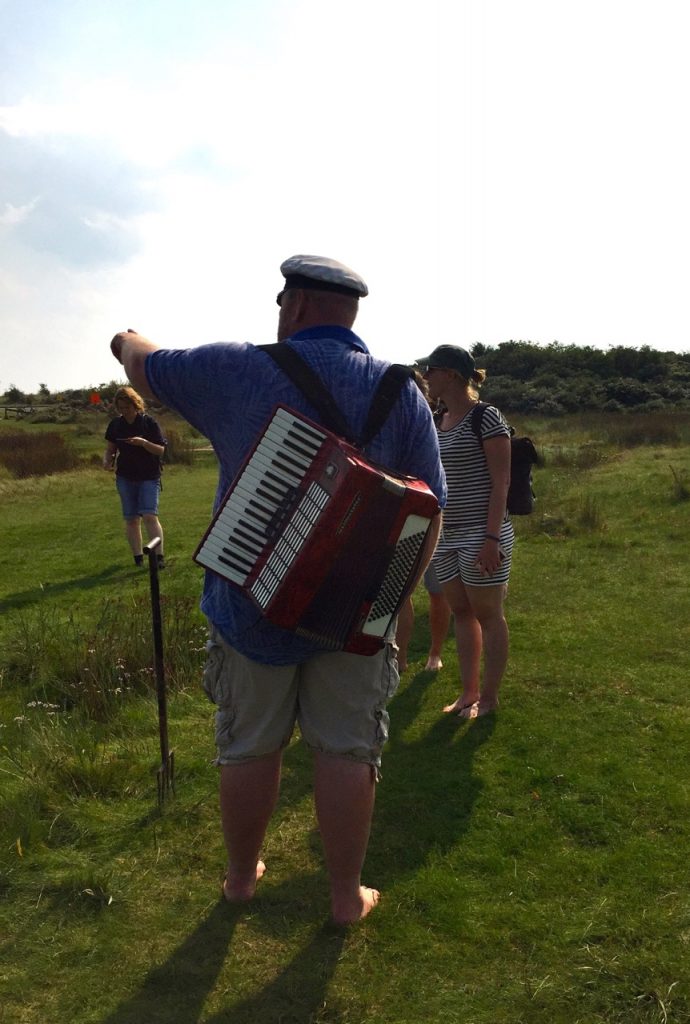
[230,534,264,558]
[283,436,320,460]
[217,554,252,575]
[220,547,255,572]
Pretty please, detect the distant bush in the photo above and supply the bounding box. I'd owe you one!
[470,342,690,414]
[27,411,58,424]
[27,405,79,424]
[72,420,104,437]
[164,427,195,465]
[604,378,655,407]
[0,431,80,478]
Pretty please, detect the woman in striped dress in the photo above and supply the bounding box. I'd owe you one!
[416,345,513,718]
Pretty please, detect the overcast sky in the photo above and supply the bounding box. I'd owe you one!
[1,0,689,393]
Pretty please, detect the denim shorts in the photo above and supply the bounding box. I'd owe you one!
[116,476,161,518]
[202,626,400,768]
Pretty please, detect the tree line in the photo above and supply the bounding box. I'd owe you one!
[471,341,690,414]
[1,381,122,409]
[3,341,690,415]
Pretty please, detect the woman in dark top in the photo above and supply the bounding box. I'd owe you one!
[104,386,167,567]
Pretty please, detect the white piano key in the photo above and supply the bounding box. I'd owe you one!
[195,547,248,584]
[200,533,255,572]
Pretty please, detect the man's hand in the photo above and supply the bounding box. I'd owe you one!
[110,328,147,364]
[109,329,158,397]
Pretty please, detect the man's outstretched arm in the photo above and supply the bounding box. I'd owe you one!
[110,329,159,398]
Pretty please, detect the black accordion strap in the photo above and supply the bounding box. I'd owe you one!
[258,344,353,441]
[258,343,412,449]
[359,363,413,448]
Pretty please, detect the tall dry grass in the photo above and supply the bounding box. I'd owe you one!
[4,597,207,720]
[0,431,80,478]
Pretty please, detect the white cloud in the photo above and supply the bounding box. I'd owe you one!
[0,196,40,225]
[1,0,690,392]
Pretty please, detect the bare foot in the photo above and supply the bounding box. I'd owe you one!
[477,698,499,717]
[442,696,479,717]
[223,860,266,903]
[332,885,380,925]
[424,655,443,671]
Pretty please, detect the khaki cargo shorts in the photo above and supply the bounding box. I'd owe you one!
[202,626,400,768]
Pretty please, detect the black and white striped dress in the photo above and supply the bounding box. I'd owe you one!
[432,404,515,586]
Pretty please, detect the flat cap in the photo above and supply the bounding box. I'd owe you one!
[277,254,368,306]
[415,344,476,379]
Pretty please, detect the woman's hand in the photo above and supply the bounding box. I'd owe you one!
[122,436,164,457]
[473,538,504,577]
[103,443,117,470]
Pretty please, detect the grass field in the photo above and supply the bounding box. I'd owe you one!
[1,414,689,1023]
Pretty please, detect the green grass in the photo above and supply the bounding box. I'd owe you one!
[1,418,689,1023]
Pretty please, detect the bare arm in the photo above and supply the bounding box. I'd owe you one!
[103,441,118,470]
[110,329,159,398]
[122,437,165,457]
[474,434,511,577]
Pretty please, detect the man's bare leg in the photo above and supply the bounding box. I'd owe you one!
[220,752,282,902]
[314,752,379,925]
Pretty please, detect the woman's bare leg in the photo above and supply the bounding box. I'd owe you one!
[142,513,164,555]
[441,578,482,715]
[425,591,452,670]
[465,584,508,713]
[125,516,143,557]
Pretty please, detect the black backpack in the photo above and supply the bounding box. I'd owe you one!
[470,402,540,516]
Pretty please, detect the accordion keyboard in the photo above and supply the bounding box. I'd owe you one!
[194,404,440,655]
[195,409,327,583]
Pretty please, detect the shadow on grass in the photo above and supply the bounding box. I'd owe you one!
[100,662,490,1022]
[372,668,496,884]
[204,921,346,1024]
[0,564,129,614]
[99,898,240,1024]
[99,894,345,1024]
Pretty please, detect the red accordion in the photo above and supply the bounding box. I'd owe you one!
[194,405,439,654]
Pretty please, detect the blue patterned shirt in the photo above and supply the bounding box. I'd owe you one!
[146,325,446,664]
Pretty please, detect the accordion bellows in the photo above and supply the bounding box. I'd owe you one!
[194,406,439,655]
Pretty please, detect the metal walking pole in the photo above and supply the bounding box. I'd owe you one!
[144,536,175,804]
